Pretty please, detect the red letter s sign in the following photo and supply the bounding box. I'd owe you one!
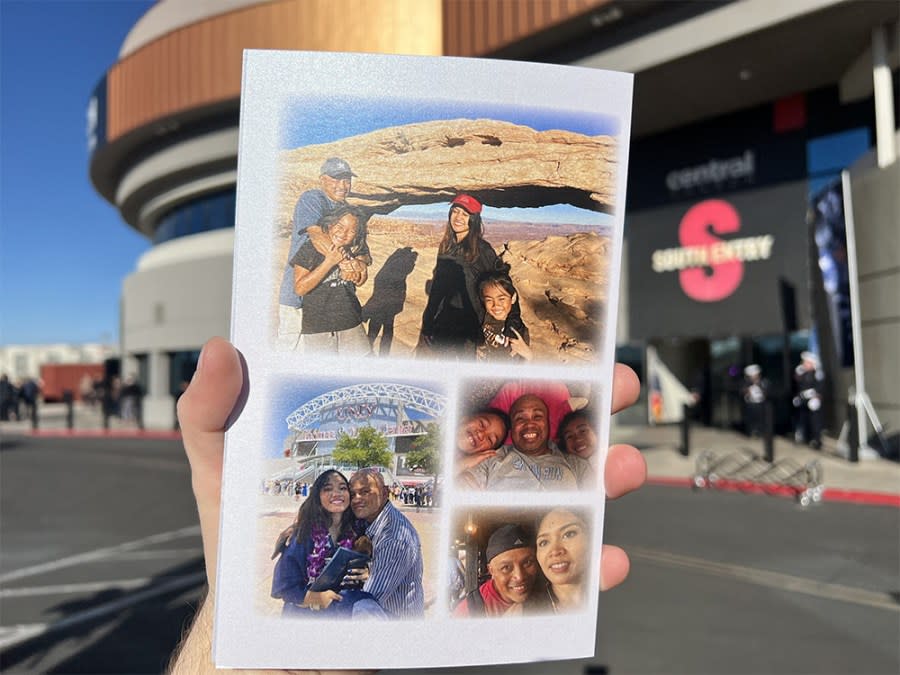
[679,199,743,302]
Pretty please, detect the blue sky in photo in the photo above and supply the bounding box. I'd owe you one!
[1,1,155,345]
[281,95,619,227]
[280,96,619,149]
[267,376,447,458]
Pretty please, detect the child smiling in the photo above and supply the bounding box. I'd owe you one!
[477,272,532,361]
[291,205,371,354]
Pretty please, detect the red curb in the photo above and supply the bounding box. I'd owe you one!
[820,488,900,507]
[647,476,900,508]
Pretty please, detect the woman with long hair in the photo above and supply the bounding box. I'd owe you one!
[418,194,505,357]
[271,469,381,617]
[535,508,590,613]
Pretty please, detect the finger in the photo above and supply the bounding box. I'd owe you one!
[612,363,640,414]
[604,444,647,499]
[510,327,521,338]
[177,337,245,483]
[599,544,630,591]
[176,337,245,586]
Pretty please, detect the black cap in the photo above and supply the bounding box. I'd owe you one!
[486,524,532,563]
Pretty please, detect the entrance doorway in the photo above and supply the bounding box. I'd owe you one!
[648,332,811,434]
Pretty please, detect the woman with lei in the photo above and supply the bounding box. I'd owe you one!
[418,194,507,358]
[271,469,383,617]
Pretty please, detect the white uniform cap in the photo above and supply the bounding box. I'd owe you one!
[800,351,820,367]
[744,364,761,377]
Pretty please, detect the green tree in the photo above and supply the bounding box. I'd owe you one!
[405,423,441,477]
[332,426,392,469]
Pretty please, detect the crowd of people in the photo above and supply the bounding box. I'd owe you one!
[392,483,435,508]
[277,156,535,361]
[0,374,40,421]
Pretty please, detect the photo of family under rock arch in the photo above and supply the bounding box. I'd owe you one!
[272,97,621,364]
[256,376,446,620]
[453,378,600,492]
[449,506,593,617]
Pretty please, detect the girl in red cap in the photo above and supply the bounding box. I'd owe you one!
[418,194,504,357]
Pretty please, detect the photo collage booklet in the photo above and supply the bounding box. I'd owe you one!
[215,49,632,670]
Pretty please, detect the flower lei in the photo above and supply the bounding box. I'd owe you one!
[306,524,355,582]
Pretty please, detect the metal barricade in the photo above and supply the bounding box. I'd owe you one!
[692,448,824,507]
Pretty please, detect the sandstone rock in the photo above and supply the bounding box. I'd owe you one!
[277,119,617,235]
[272,217,609,364]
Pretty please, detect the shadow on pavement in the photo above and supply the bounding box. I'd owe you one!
[0,559,206,674]
[0,437,24,452]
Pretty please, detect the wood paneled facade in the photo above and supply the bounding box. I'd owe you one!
[104,0,604,142]
[106,0,443,141]
[442,0,607,57]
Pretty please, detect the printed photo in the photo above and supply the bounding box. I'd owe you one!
[256,377,446,619]
[454,378,600,491]
[219,50,631,670]
[450,506,593,617]
[272,98,620,365]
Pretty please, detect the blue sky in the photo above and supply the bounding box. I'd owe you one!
[282,95,619,226]
[0,2,616,345]
[1,0,154,345]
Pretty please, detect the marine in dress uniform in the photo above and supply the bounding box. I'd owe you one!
[793,351,825,448]
[741,364,769,437]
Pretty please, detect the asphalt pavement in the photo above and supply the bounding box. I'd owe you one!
[1,409,898,674]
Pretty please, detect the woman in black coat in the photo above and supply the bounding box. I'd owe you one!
[418,194,503,357]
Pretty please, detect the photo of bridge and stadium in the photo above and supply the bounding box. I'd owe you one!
[255,376,448,617]
[262,379,448,499]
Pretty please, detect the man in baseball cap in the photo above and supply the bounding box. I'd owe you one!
[319,156,357,179]
[277,156,370,350]
[453,523,540,617]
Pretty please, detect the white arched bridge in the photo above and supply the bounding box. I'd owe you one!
[285,383,446,442]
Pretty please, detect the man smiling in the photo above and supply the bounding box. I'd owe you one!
[349,468,424,617]
[277,157,370,350]
[454,524,540,617]
[461,394,593,491]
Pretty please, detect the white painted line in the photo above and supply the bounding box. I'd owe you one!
[1,577,156,598]
[0,525,201,584]
[631,546,900,612]
[0,572,206,651]
[107,547,204,560]
[0,624,47,651]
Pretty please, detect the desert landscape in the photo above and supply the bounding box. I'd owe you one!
[272,214,610,364]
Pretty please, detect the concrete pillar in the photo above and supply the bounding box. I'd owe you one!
[144,350,174,429]
[872,24,897,168]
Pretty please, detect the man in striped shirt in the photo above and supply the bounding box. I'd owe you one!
[349,468,425,617]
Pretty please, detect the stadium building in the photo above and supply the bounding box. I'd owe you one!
[266,382,446,492]
[89,0,898,438]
